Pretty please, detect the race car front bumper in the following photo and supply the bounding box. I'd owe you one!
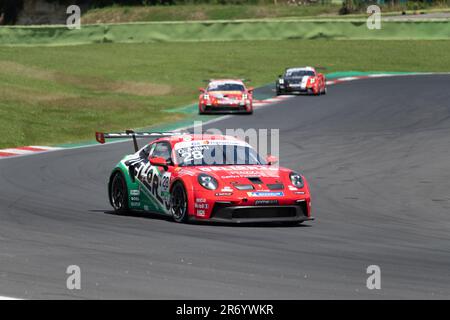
[277,85,314,94]
[202,105,252,114]
[191,201,313,224]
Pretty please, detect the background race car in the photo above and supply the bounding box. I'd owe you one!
[96,131,313,225]
[276,66,327,96]
[198,79,254,114]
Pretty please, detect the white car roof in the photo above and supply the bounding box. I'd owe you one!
[209,80,244,86]
[286,67,315,73]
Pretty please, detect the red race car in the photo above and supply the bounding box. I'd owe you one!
[96,131,313,225]
[276,66,327,96]
[198,79,254,114]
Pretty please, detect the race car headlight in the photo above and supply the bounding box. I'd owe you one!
[198,174,218,190]
[203,94,210,100]
[310,78,316,84]
[290,172,304,188]
[242,93,248,100]
[279,79,284,84]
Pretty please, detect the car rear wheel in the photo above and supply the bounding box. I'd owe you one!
[171,182,188,223]
[110,172,129,214]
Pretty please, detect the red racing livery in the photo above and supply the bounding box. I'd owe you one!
[198,79,254,114]
[98,132,313,225]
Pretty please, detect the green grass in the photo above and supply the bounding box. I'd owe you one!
[1,40,450,148]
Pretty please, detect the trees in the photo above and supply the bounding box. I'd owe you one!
[0,0,24,25]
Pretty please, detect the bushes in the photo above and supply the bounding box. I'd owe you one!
[339,0,450,15]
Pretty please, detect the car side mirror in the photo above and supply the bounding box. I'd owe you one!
[247,87,254,93]
[150,157,169,170]
[266,155,279,165]
[199,87,206,93]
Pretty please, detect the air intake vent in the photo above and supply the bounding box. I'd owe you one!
[247,177,263,184]
[234,184,254,190]
[267,183,284,190]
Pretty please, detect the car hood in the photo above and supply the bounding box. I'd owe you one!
[284,76,313,81]
[179,165,294,187]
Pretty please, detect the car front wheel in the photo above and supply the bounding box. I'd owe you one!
[171,182,188,223]
[110,171,129,214]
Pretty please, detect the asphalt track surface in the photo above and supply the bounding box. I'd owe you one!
[1,75,449,299]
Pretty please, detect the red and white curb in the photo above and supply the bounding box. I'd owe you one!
[326,73,397,85]
[0,146,62,158]
[253,95,294,107]
[253,74,399,107]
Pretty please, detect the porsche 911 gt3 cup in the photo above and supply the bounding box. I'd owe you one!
[198,79,254,114]
[96,131,313,224]
[276,66,327,95]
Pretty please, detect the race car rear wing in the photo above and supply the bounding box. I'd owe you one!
[203,79,251,83]
[95,130,178,152]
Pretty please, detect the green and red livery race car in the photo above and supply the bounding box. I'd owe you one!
[198,79,254,114]
[96,131,313,224]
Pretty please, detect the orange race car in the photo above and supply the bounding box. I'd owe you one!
[198,79,254,115]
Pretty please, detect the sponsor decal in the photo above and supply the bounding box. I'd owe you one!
[294,191,305,195]
[215,192,233,196]
[194,203,209,209]
[130,189,140,196]
[196,209,206,216]
[199,165,278,173]
[135,159,171,213]
[247,192,284,197]
[255,200,279,205]
[221,175,241,179]
[175,140,248,151]
[195,198,207,203]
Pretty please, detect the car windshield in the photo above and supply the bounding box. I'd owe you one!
[174,142,266,167]
[208,83,245,92]
[285,70,315,78]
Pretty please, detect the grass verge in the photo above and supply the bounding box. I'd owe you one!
[1,40,450,148]
[81,4,342,24]
[81,4,450,24]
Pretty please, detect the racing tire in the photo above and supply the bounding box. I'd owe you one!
[171,182,189,223]
[110,171,129,214]
[281,221,303,226]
